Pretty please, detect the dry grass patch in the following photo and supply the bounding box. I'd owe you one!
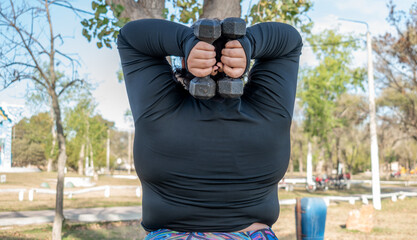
[0,172,141,211]
[273,197,417,240]
[0,198,416,239]
[0,221,146,240]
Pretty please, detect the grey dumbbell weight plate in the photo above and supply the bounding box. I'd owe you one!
[193,19,221,44]
[189,76,216,100]
[217,78,244,98]
[221,17,246,39]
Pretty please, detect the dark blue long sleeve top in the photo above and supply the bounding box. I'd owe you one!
[117,19,302,232]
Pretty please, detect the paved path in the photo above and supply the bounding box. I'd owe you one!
[0,206,142,226]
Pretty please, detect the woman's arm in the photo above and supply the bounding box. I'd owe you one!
[237,22,303,119]
[117,19,201,121]
[118,19,199,61]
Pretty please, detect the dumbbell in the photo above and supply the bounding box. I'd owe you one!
[189,19,221,100]
[217,17,246,98]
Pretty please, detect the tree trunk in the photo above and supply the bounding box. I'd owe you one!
[326,145,333,174]
[47,158,54,172]
[288,156,294,174]
[106,129,110,173]
[201,0,241,19]
[50,90,67,240]
[128,131,132,174]
[316,147,325,174]
[306,140,313,185]
[90,142,95,173]
[78,144,85,175]
[47,107,57,172]
[336,137,341,174]
[298,141,304,173]
[85,143,89,170]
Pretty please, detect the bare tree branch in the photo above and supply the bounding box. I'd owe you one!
[57,78,83,97]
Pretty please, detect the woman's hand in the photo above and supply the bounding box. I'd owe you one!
[220,40,246,78]
[187,41,218,77]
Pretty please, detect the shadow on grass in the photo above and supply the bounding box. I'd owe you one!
[0,221,146,240]
[62,221,146,240]
[0,225,52,240]
[0,235,38,240]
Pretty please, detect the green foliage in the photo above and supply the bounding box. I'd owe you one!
[109,129,129,164]
[81,0,129,48]
[298,29,365,142]
[65,96,113,170]
[247,0,313,34]
[374,1,417,142]
[12,113,54,167]
[82,0,202,48]
[26,63,86,114]
[167,0,202,23]
[83,0,314,48]
[117,68,124,83]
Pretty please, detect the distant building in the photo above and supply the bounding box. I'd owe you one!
[0,104,24,171]
[0,106,13,169]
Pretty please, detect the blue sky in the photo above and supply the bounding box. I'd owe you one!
[1,0,415,130]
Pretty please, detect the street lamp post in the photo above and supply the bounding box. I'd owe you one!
[339,18,381,210]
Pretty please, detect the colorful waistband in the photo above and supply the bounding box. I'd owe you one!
[144,227,278,240]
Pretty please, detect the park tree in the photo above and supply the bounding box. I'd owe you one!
[65,97,95,175]
[247,0,313,33]
[81,0,313,48]
[373,1,417,143]
[26,68,84,172]
[26,81,58,172]
[298,29,365,176]
[377,118,416,176]
[290,99,308,173]
[65,96,113,174]
[0,1,83,239]
[12,113,53,168]
[290,120,308,173]
[333,93,368,173]
[109,129,129,169]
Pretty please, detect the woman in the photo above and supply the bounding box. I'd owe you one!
[117,18,302,240]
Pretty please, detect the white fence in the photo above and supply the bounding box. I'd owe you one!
[0,185,142,201]
[281,178,417,186]
[0,188,26,201]
[350,179,417,186]
[278,191,417,206]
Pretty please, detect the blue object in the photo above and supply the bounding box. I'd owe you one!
[295,197,327,240]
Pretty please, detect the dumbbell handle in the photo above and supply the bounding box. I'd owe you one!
[217,18,246,98]
[188,19,222,100]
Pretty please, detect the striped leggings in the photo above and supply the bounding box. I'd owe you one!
[144,228,279,240]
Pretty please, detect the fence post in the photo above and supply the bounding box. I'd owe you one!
[18,190,24,201]
[104,186,110,198]
[362,196,369,205]
[28,189,34,201]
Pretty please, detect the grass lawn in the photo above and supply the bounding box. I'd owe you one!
[1,171,417,239]
[274,197,417,240]
[1,197,416,239]
[0,172,141,211]
[0,221,147,240]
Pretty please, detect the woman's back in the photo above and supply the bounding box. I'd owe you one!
[117,18,302,233]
